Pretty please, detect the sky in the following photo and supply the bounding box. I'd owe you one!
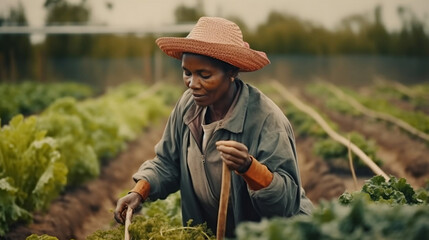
[1,0,428,31]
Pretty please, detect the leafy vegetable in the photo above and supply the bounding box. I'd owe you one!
[0,115,67,235]
[236,196,429,240]
[314,132,382,171]
[306,82,360,116]
[285,106,327,137]
[0,81,93,125]
[36,101,99,186]
[87,191,215,240]
[86,176,429,240]
[26,234,59,240]
[0,82,179,236]
[339,175,429,205]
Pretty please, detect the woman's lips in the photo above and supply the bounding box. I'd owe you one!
[192,93,206,100]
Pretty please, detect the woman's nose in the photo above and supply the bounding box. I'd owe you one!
[188,76,200,89]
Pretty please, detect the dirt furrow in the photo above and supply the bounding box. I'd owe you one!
[301,91,429,188]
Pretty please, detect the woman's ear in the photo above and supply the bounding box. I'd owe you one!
[227,69,239,81]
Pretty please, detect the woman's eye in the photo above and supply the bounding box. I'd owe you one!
[200,73,211,79]
[184,70,191,76]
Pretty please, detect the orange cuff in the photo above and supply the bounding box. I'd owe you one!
[237,156,273,191]
[129,180,151,200]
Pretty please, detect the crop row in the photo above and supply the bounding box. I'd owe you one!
[368,78,429,116]
[259,82,382,174]
[28,175,428,240]
[301,80,429,184]
[306,81,429,142]
[0,82,180,236]
[0,81,94,125]
[23,80,429,240]
[237,176,429,240]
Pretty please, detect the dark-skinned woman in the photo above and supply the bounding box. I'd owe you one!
[114,16,313,238]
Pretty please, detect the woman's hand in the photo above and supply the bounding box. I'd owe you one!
[216,140,252,173]
[114,192,143,224]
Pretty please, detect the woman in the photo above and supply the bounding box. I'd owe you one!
[114,16,313,237]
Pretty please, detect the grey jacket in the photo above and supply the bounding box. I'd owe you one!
[133,79,313,232]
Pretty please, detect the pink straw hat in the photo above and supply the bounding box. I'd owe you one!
[156,16,270,72]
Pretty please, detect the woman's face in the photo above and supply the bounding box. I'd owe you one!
[182,53,234,108]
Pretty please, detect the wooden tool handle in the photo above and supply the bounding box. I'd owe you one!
[217,161,231,240]
[124,207,133,240]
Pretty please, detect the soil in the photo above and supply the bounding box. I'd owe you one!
[300,90,429,188]
[4,117,345,240]
[4,85,428,239]
[296,137,348,202]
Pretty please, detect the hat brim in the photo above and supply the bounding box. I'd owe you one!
[156,37,270,72]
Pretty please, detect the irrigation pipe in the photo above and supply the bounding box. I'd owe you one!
[348,137,359,190]
[216,161,231,240]
[323,80,429,142]
[373,76,417,99]
[270,80,389,181]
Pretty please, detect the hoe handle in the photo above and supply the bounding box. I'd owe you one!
[216,161,231,240]
[124,207,133,240]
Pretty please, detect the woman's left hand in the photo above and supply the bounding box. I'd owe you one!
[216,140,252,173]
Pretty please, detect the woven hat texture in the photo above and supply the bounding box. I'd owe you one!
[156,17,270,72]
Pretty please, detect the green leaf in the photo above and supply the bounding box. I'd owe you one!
[26,234,59,240]
[0,177,31,236]
[343,176,428,205]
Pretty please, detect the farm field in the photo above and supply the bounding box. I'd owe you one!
[2,1,429,239]
[1,79,429,240]
[259,80,429,201]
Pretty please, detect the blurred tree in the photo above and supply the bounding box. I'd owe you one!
[0,3,32,82]
[174,0,204,24]
[251,7,429,56]
[44,0,90,24]
[252,12,330,54]
[366,5,390,54]
[335,13,376,54]
[44,0,93,58]
[394,6,429,56]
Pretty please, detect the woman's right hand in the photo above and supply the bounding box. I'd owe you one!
[114,192,143,224]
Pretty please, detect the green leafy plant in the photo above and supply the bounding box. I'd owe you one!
[36,99,99,186]
[0,81,93,125]
[0,115,67,235]
[306,83,360,116]
[0,82,180,236]
[26,234,59,240]
[236,196,429,240]
[285,106,327,137]
[87,192,215,240]
[314,132,382,171]
[339,175,429,205]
